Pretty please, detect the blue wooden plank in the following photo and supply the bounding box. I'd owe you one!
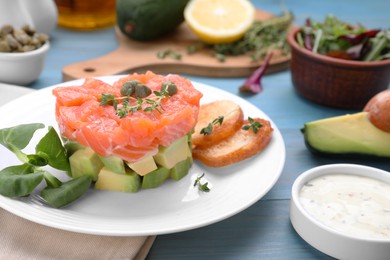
[147,200,333,259]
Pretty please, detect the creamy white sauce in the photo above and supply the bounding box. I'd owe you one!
[299,174,390,239]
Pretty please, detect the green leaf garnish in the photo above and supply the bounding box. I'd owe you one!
[242,117,262,134]
[193,173,211,192]
[200,116,224,135]
[0,124,90,208]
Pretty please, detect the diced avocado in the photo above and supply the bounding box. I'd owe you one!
[153,135,191,169]
[69,147,104,181]
[95,167,140,192]
[99,155,126,175]
[141,167,170,189]
[126,154,158,176]
[63,139,85,156]
[302,112,390,157]
[170,157,192,181]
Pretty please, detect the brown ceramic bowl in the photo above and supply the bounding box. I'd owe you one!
[288,27,390,109]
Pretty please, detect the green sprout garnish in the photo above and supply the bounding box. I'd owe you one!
[242,117,262,134]
[193,173,210,192]
[200,116,224,135]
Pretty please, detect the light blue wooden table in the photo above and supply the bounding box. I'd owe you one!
[27,0,390,259]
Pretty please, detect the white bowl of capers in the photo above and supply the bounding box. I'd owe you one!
[0,24,49,85]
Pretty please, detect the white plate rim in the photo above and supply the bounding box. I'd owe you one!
[0,76,285,236]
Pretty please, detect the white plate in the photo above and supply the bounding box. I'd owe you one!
[0,76,285,236]
[0,82,34,104]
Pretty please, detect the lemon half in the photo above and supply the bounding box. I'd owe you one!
[184,0,255,44]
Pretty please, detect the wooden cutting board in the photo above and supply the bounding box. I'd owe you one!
[62,9,290,81]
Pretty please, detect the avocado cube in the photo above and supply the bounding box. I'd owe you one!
[126,154,158,176]
[69,147,104,181]
[95,167,140,193]
[170,157,191,181]
[64,139,85,157]
[99,155,126,175]
[141,167,170,189]
[153,135,191,169]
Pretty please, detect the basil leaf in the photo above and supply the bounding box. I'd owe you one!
[0,164,44,197]
[0,123,44,150]
[40,176,91,208]
[35,126,70,172]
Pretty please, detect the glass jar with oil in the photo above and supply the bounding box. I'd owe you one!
[55,0,116,30]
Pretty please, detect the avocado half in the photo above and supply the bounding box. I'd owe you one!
[301,112,390,158]
[116,0,189,41]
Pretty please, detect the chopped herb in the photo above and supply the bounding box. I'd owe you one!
[200,116,224,135]
[193,173,210,192]
[242,117,262,134]
[157,49,182,60]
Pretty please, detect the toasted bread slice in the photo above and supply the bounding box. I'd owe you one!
[192,100,244,148]
[193,118,273,167]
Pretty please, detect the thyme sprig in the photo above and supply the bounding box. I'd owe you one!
[242,117,262,134]
[99,83,177,118]
[200,116,224,135]
[193,173,210,192]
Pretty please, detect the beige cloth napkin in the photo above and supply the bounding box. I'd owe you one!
[0,208,156,260]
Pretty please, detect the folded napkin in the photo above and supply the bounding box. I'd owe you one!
[0,209,156,260]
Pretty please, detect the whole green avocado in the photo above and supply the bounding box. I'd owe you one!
[116,0,190,41]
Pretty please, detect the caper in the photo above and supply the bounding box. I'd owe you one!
[14,29,30,45]
[0,24,48,53]
[0,24,13,37]
[5,34,19,50]
[161,81,178,96]
[21,25,35,36]
[0,41,10,52]
[135,84,152,98]
[120,80,139,96]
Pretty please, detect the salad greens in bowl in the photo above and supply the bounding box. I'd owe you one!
[288,15,390,109]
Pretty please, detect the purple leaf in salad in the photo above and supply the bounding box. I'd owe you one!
[339,29,380,45]
[346,43,364,60]
[239,52,273,94]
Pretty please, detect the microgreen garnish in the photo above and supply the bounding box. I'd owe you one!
[242,117,262,134]
[200,116,224,135]
[99,81,178,119]
[193,173,210,192]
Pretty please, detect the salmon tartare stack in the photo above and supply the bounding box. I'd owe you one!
[52,71,203,192]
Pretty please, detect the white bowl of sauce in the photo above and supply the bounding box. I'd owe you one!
[290,164,390,260]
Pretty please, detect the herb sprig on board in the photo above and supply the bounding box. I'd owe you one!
[188,11,293,62]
